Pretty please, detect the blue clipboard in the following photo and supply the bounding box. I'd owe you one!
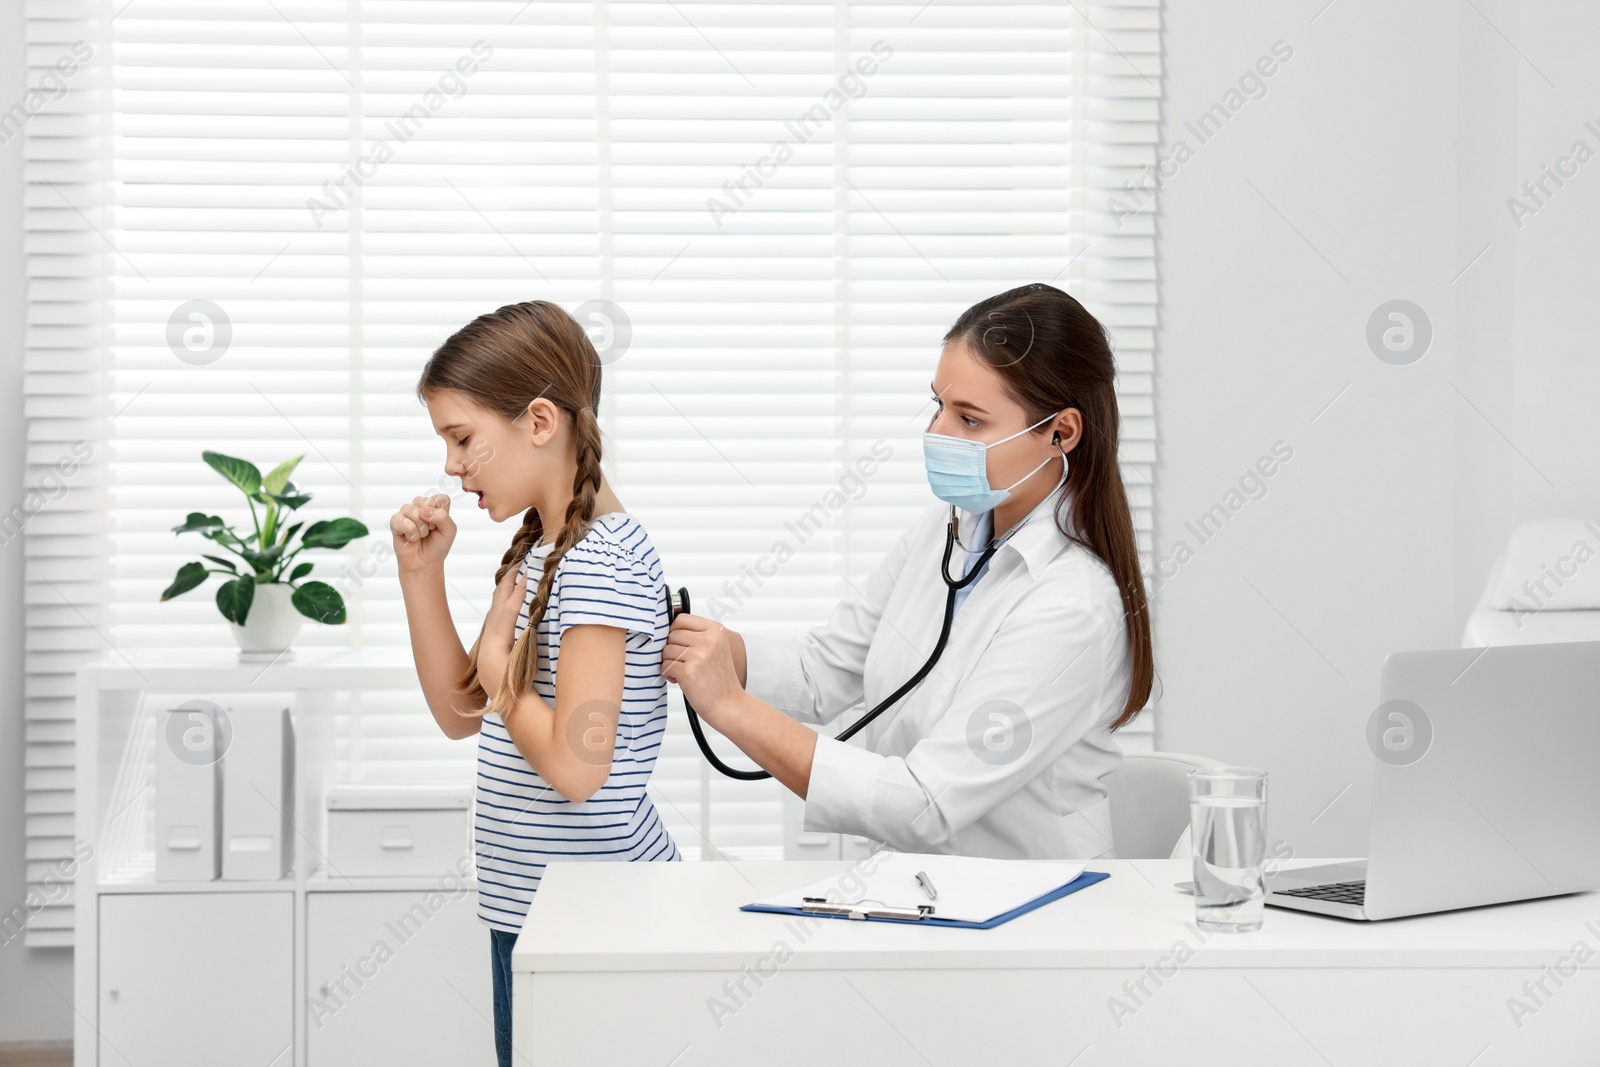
[739,869,1110,929]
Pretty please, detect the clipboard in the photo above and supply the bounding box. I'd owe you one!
[740,868,1110,929]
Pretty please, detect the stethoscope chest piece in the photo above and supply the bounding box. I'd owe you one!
[663,584,770,780]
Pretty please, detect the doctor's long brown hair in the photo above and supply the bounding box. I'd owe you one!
[944,283,1153,730]
[416,300,605,717]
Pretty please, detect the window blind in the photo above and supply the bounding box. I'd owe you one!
[20,0,1161,947]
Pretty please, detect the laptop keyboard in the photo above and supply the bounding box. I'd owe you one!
[1280,879,1365,906]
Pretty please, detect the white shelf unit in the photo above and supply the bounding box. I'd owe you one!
[73,649,493,1067]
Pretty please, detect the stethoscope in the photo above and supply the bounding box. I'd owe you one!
[664,499,1047,782]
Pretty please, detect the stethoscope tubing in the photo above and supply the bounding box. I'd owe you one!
[667,512,1004,782]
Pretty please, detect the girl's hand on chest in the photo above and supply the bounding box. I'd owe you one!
[479,565,530,700]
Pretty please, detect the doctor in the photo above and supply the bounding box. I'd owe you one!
[663,282,1154,860]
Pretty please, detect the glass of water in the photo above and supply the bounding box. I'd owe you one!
[1187,767,1268,932]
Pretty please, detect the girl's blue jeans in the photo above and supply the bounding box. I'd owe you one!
[490,927,518,1067]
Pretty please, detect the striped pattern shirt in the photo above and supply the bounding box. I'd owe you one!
[474,511,681,933]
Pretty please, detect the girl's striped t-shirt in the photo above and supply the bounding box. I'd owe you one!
[474,511,681,933]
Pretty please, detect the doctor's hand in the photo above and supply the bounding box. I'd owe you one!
[663,614,744,724]
[476,564,529,702]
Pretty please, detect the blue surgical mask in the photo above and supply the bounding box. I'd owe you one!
[923,412,1061,514]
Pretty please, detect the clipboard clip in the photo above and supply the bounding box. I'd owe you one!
[801,895,936,921]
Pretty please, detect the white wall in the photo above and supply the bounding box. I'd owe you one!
[0,0,76,1043]
[1154,0,1597,857]
[1510,4,1600,525]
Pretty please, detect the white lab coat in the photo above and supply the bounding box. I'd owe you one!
[742,496,1130,861]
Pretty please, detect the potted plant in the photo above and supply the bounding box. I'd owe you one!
[160,451,370,658]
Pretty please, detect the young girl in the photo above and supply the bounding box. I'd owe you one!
[391,300,681,1067]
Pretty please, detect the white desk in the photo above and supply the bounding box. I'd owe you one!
[513,858,1600,1066]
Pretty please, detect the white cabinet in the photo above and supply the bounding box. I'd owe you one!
[306,890,494,1066]
[75,651,527,1067]
[98,893,293,1067]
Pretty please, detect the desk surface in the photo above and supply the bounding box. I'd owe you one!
[513,857,1600,972]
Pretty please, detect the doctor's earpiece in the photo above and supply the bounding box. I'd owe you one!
[1052,427,1070,479]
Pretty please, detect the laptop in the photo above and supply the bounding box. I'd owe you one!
[1263,639,1600,921]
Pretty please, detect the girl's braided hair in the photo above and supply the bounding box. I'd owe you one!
[416,300,605,718]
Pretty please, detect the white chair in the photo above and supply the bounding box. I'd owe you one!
[1104,751,1226,860]
[1462,520,1600,647]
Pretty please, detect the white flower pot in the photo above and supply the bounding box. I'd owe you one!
[229,582,304,659]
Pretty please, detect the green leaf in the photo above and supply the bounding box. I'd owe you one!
[160,562,210,601]
[201,527,245,549]
[202,554,239,573]
[237,544,286,572]
[173,512,227,535]
[263,490,312,511]
[261,455,305,497]
[279,521,304,547]
[216,575,255,625]
[289,562,313,582]
[203,451,263,497]
[300,518,370,551]
[291,580,346,625]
